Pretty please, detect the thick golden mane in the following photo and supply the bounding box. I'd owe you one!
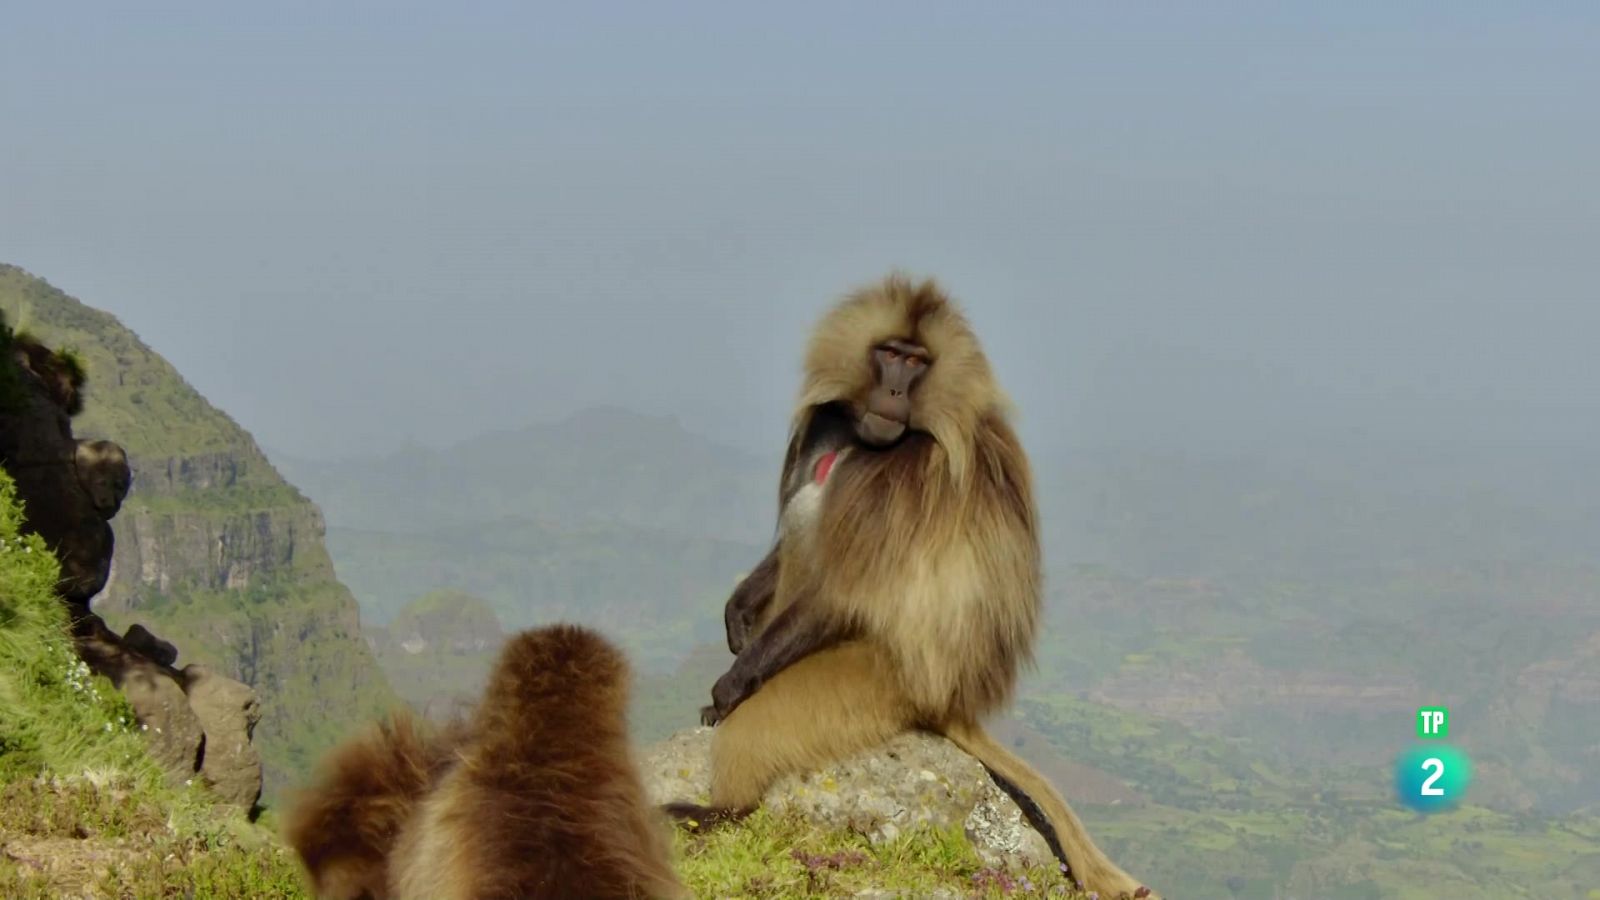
[795,273,1015,483]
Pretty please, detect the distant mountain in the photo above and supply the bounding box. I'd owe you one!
[330,515,755,670]
[276,405,774,671]
[365,590,504,721]
[0,264,396,798]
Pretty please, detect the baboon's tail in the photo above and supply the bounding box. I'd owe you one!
[282,712,462,900]
[941,719,1158,900]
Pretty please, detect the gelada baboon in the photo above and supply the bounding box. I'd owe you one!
[284,624,687,900]
[669,275,1156,899]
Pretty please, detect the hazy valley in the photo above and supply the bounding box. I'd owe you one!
[4,264,1597,897]
[279,376,1600,896]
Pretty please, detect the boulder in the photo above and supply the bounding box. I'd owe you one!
[122,623,177,667]
[73,616,204,779]
[0,339,130,607]
[2,329,262,816]
[641,727,1055,872]
[181,664,264,811]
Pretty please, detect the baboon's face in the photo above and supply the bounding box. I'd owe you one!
[854,337,930,447]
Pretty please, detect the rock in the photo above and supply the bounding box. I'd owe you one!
[122,623,177,667]
[75,617,266,814]
[0,337,129,606]
[641,728,1055,871]
[73,439,131,518]
[181,664,264,812]
[1,308,269,812]
[73,616,204,780]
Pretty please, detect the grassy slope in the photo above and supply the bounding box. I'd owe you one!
[0,264,397,798]
[0,470,305,898]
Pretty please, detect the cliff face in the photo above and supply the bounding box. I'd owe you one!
[0,264,395,797]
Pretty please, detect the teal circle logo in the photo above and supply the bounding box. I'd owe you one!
[1393,745,1471,812]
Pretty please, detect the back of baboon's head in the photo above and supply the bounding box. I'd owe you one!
[478,624,631,726]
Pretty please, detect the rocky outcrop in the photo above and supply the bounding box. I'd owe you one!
[1,321,264,815]
[1,265,395,800]
[0,336,129,612]
[181,663,264,810]
[74,616,205,776]
[641,728,1056,872]
[72,615,264,813]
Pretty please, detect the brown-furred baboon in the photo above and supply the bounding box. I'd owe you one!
[670,274,1157,899]
[282,712,460,899]
[284,624,687,900]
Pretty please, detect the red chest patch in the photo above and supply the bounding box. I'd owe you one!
[813,450,838,485]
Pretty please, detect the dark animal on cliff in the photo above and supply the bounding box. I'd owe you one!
[670,274,1156,899]
[284,624,687,900]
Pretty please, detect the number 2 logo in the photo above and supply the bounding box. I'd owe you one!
[1420,757,1445,796]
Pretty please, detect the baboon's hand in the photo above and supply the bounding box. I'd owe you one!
[699,704,722,727]
[710,669,755,721]
[724,547,780,654]
[725,608,753,655]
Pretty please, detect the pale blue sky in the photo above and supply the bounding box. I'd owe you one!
[3,2,1597,460]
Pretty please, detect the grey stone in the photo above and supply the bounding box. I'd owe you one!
[181,664,264,812]
[641,727,1054,871]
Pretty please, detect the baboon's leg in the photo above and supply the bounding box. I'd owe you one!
[708,641,912,809]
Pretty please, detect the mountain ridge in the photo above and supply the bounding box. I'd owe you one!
[0,264,396,799]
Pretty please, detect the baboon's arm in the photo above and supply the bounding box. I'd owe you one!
[723,545,780,655]
[705,602,854,723]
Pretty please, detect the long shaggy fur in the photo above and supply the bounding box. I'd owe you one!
[282,713,463,900]
[708,274,1157,898]
[787,274,1038,721]
[285,625,687,900]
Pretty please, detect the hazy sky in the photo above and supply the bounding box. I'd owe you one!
[3,3,1597,460]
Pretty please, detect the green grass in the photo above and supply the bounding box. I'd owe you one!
[673,808,1087,898]
[0,468,310,898]
[0,473,149,781]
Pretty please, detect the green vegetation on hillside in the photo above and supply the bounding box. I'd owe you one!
[1012,693,1600,898]
[0,266,253,458]
[0,475,142,781]
[0,265,398,801]
[0,470,305,898]
[365,590,504,718]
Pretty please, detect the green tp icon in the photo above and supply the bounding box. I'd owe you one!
[1417,706,1449,739]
